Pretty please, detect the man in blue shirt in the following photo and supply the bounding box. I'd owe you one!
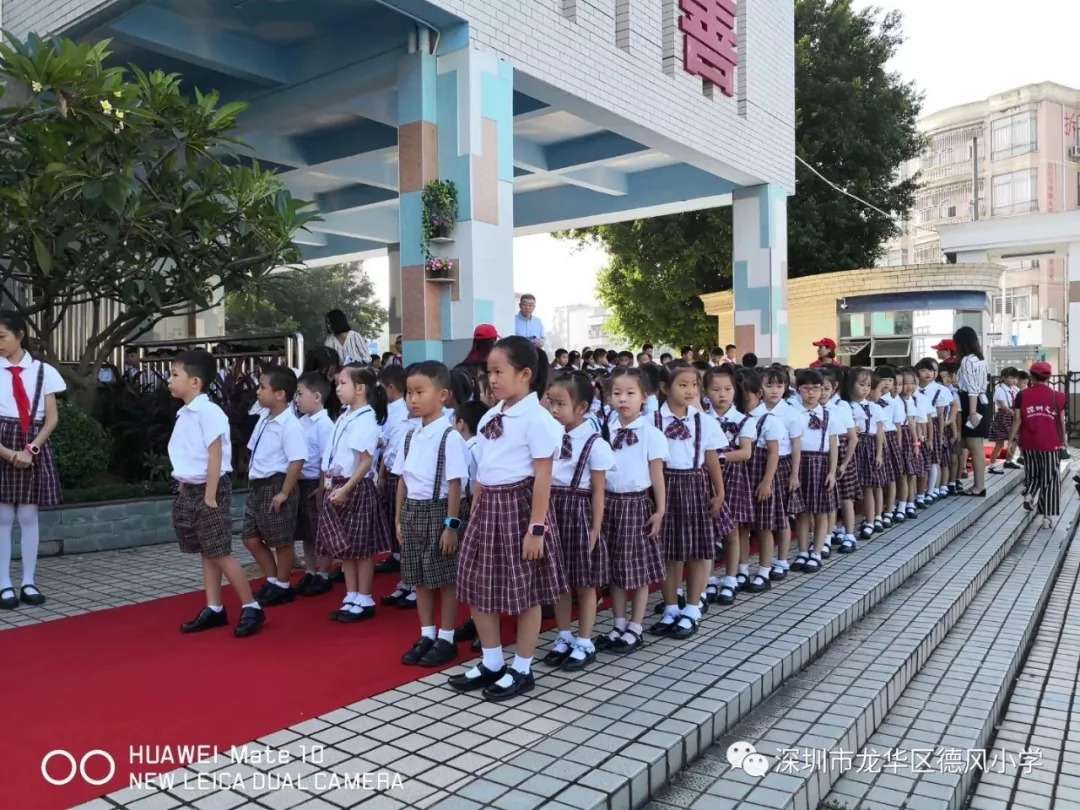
[513,293,546,348]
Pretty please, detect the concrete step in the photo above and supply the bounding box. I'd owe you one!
[637,473,1038,810]
[821,479,1080,810]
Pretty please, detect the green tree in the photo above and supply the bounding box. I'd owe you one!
[225,262,387,349]
[0,34,317,402]
[558,0,924,348]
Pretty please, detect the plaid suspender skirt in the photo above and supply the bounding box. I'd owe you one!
[0,364,61,507]
[550,434,608,589]
[602,491,665,590]
[836,437,862,502]
[800,451,840,514]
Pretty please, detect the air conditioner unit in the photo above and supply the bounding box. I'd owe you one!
[1069,145,1080,160]
[945,205,957,218]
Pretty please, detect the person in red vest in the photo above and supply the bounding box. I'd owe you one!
[1009,361,1065,528]
[932,339,956,363]
[809,338,840,368]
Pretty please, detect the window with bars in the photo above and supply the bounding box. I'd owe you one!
[991,286,1040,321]
[992,169,1039,215]
[991,111,1038,159]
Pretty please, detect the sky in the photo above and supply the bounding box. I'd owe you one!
[365,0,1079,336]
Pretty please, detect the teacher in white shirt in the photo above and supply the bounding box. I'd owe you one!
[513,294,545,349]
[324,309,371,365]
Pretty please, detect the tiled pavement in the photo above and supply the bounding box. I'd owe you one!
[49,472,1036,810]
[819,480,1080,810]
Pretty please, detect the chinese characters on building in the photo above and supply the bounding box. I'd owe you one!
[678,0,738,97]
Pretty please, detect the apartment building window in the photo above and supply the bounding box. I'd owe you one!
[915,243,942,264]
[991,110,1037,159]
[992,286,1039,321]
[992,169,1038,215]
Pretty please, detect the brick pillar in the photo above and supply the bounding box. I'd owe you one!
[732,184,788,363]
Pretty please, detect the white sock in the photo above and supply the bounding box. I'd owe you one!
[682,604,702,621]
[722,575,738,588]
[357,594,375,607]
[393,552,401,560]
[676,587,684,597]
[570,637,595,657]
[15,504,38,586]
[317,572,329,579]
[242,601,262,610]
[707,575,719,586]
[628,621,643,636]
[421,625,437,640]
[614,617,628,632]
[438,628,455,644]
[0,503,13,591]
[482,647,504,671]
[403,591,417,603]
[207,604,224,612]
[557,629,574,645]
[662,603,680,622]
[344,591,359,604]
[511,654,532,675]
[928,467,940,491]
[738,564,750,576]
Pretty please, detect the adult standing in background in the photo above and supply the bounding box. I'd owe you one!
[324,309,370,365]
[514,294,545,348]
[954,325,990,497]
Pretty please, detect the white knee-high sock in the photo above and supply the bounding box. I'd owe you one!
[0,503,15,590]
[928,466,940,493]
[17,504,40,585]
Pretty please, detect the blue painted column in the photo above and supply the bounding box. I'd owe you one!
[732,184,788,363]
[396,26,516,366]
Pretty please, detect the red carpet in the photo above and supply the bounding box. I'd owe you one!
[0,566,546,810]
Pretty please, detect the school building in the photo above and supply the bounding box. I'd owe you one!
[8,0,796,366]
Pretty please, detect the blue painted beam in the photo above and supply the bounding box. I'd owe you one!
[317,183,398,214]
[513,138,548,172]
[298,234,388,262]
[560,166,629,196]
[107,6,288,85]
[293,229,328,247]
[295,119,399,167]
[513,91,549,118]
[309,207,400,243]
[546,132,648,172]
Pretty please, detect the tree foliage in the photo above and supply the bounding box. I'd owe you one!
[225,262,387,349]
[557,0,924,348]
[0,34,317,398]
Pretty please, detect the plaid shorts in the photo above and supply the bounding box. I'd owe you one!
[296,479,321,546]
[242,473,299,549]
[400,497,459,589]
[173,478,233,559]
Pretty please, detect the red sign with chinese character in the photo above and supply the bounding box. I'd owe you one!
[678,0,738,97]
[1065,113,1078,139]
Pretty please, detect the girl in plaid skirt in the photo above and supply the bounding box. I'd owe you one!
[874,367,902,527]
[820,367,860,554]
[0,312,65,611]
[597,368,667,655]
[317,367,392,623]
[742,369,788,592]
[447,337,566,702]
[758,367,804,581]
[988,369,1020,476]
[891,369,925,522]
[648,364,729,641]
[914,358,948,503]
[703,365,754,606]
[789,369,840,574]
[846,368,886,541]
[542,372,615,671]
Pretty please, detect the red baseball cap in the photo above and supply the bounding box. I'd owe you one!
[932,339,956,352]
[1030,361,1052,377]
[473,324,498,340]
[813,337,836,350]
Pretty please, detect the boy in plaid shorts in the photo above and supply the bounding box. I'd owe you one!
[294,372,335,596]
[168,350,264,637]
[393,361,469,667]
[244,365,307,607]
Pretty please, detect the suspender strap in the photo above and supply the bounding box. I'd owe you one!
[693,412,702,469]
[27,363,44,435]
[653,410,662,431]
[819,409,829,452]
[569,434,599,490]
[402,427,455,501]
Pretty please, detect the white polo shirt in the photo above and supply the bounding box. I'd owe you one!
[740,410,786,450]
[605,416,668,493]
[876,398,897,432]
[381,397,411,473]
[796,404,842,453]
[169,394,233,483]
[391,415,470,500]
[825,398,855,436]
[849,400,880,436]
[713,405,750,447]
[553,422,616,489]
[247,407,306,480]
[322,406,380,479]
[654,403,727,470]
[474,393,562,487]
[299,409,334,481]
[891,396,914,428]
[0,353,66,420]
[751,402,801,456]
[465,436,479,497]
[992,383,1014,408]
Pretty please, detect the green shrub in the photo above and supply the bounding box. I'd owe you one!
[63,481,172,504]
[51,400,112,489]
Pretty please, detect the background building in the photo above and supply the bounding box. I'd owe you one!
[881,82,1080,366]
[549,304,632,354]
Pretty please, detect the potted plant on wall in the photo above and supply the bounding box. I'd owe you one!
[425,256,453,279]
[422,179,458,242]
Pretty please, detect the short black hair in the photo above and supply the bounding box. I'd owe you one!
[617,350,634,361]
[554,348,568,359]
[455,400,488,436]
[660,352,673,362]
[174,350,216,392]
[378,363,407,393]
[725,344,737,351]
[408,360,451,391]
[711,346,724,356]
[261,364,298,400]
[297,371,331,402]
[681,346,693,355]
[606,350,617,363]
[741,352,758,368]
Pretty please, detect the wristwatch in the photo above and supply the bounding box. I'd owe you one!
[444,517,461,531]
[528,523,546,537]
[24,444,39,456]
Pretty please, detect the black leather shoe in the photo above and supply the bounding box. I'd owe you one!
[181,606,229,634]
[716,585,736,606]
[338,605,376,623]
[449,664,505,692]
[294,573,315,593]
[419,639,458,667]
[671,617,699,640]
[381,588,410,606]
[302,576,332,596]
[542,644,572,667]
[19,585,45,606]
[561,647,596,671]
[234,606,265,637]
[648,617,677,636]
[769,567,787,581]
[258,583,295,607]
[374,556,401,574]
[482,669,535,702]
[0,587,17,610]
[453,618,478,643]
[255,581,273,599]
[402,636,435,665]
[397,594,417,610]
[744,576,771,593]
[329,568,346,583]
[328,603,353,621]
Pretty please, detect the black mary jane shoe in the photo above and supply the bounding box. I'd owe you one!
[561,646,596,671]
[542,644,572,667]
[744,575,771,594]
[328,603,353,621]
[790,554,809,573]
[449,664,506,692]
[255,581,273,600]
[302,575,333,596]
[838,537,857,554]
[374,555,401,574]
[671,617,699,640]
[453,618,478,643]
[294,573,315,593]
[181,606,229,634]
[0,587,17,610]
[234,606,265,638]
[647,617,677,636]
[769,566,787,581]
[705,584,719,604]
[716,585,736,606]
[483,669,535,702]
[402,636,436,666]
[419,639,458,667]
[610,629,645,655]
[397,595,418,610]
[381,588,410,606]
[736,572,749,590]
[963,489,987,498]
[338,605,376,623]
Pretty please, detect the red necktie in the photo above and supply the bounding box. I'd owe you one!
[8,367,31,433]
